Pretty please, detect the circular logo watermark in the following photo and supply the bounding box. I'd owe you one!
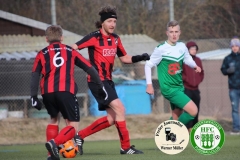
[190,119,225,155]
[155,120,189,155]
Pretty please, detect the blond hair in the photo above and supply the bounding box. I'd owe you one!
[166,20,180,30]
[45,25,63,43]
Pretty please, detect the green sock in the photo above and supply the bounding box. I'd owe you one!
[178,112,195,125]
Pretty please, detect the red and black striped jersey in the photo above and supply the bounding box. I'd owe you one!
[75,29,127,81]
[32,42,92,95]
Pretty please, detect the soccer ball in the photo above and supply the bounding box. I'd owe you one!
[59,139,78,158]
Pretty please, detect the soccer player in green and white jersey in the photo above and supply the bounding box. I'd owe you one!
[145,20,202,125]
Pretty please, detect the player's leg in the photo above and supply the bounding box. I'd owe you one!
[43,93,60,160]
[102,80,142,153]
[46,113,61,160]
[179,100,198,124]
[76,107,115,139]
[109,98,129,149]
[109,97,143,154]
[76,81,117,139]
[74,81,118,154]
[74,109,114,155]
[45,92,78,160]
[43,94,60,141]
[77,112,114,136]
[53,92,79,145]
[172,108,183,120]
[170,103,183,120]
[109,98,125,120]
[47,113,61,142]
[167,91,197,125]
[184,88,195,132]
[46,126,75,160]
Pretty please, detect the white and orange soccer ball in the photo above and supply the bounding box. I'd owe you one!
[59,139,78,158]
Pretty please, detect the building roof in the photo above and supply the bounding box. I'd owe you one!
[120,34,159,57]
[0,34,159,60]
[0,10,234,62]
[188,38,230,53]
[0,10,79,36]
[197,48,231,60]
[0,10,160,61]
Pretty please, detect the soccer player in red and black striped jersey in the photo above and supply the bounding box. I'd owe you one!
[72,5,149,155]
[30,25,107,160]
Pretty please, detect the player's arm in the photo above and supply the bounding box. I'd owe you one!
[30,53,42,110]
[183,46,201,73]
[71,33,95,50]
[119,53,150,63]
[116,37,150,63]
[74,52,108,100]
[86,67,108,100]
[145,47,162,95]
[71,44,78,50]
[198,58,204,82]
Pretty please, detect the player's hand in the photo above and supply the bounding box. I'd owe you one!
[146,84,154,95]
[141,53,150,61]
[194,66,201,73]
[31,96,42,110]
[98,86,108,100]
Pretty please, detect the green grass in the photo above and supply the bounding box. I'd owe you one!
[0,135,239,160]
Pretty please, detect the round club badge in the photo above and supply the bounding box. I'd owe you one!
[155,120,189,155]
[190,119,225,155]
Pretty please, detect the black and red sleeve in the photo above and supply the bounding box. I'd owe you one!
[116,37,127,57]
[75,32,97,49]
[74,50,92,72]
[32,52,42,73]
[31,52,42,96]
[74,50,103,87]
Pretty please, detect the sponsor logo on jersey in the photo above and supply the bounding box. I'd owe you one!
[103,48,117,56]
[114,38,118,45]
[168,62,181,75]
[179,50,184,54]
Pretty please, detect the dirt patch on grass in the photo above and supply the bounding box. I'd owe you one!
[0,114,232,145]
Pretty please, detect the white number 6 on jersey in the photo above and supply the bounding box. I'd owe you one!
[53,52,64,67]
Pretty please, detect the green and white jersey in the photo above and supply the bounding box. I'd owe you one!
[145,41,196,96]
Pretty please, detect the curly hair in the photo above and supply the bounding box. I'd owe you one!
[95,5,117,29]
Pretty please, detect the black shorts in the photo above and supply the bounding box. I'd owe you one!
[88,80,118,111]
[42,91,80,121]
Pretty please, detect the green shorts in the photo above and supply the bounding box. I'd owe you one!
[163,90,191,110]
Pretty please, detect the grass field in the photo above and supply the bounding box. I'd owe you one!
[0,135,239,160]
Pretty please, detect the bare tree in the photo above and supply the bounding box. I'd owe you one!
[0,0,239,41]
[174,0,240,39]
